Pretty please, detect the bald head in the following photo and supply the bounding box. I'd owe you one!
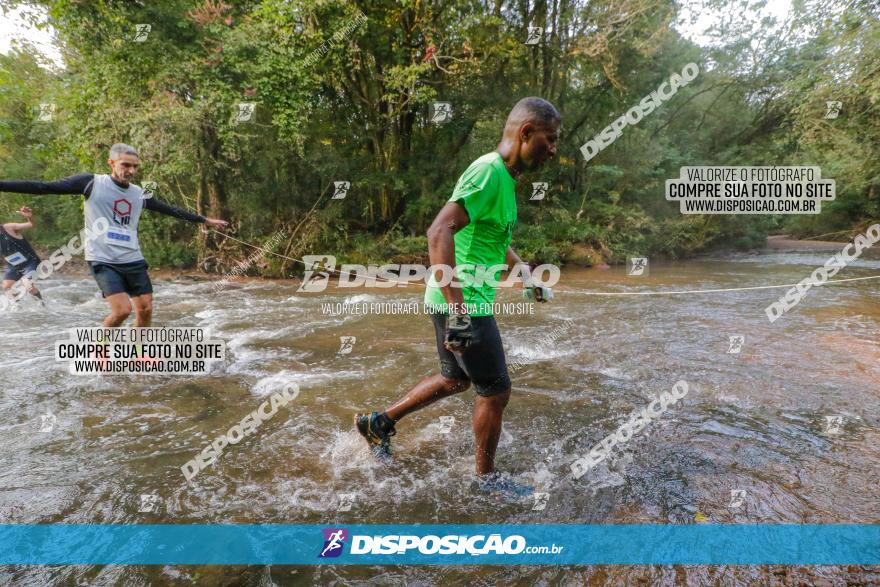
[503,97,561,134]
[497,97,560,174]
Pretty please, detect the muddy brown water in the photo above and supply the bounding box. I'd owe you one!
[0,249,878,585]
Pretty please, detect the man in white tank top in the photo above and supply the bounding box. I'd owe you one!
[0,144,229,326]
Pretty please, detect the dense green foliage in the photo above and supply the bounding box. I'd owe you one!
[0,0,877,273]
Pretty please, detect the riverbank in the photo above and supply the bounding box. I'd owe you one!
[764,235,850,251]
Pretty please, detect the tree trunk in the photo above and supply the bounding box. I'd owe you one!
[196,119,229,267]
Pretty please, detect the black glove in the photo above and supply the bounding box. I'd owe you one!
[444,313,474,352]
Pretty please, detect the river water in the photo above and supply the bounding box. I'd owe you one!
[0,250,878,585]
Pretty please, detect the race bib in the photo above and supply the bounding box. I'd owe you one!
[105,227,138,250]
[4,252,27,265]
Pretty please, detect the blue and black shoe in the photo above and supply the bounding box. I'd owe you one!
[474,472,535,499]
[354,411,396,460]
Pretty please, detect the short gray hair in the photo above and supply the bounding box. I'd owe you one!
[505,97,561,130]
[109,143,139,160]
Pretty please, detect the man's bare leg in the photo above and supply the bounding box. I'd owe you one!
[103,292,132,327]
[473,389,510,475]
[11,277,42,302]
[385,374,471,421]
[24,280,42,301]
[2,280,15,306]
[131,293,153,327]
[355,374,470,458]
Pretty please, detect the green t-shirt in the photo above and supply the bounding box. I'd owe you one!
[424,151,517,316]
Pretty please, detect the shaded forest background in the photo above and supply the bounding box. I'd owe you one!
[0,0,877,275]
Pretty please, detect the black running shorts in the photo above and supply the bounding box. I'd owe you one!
[89,260,153,298]
[430,311,511,396]
[3,259,40,282]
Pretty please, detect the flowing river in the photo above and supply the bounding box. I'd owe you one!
[0,248,878,585]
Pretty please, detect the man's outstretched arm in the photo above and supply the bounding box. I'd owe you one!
[2,207,36,237]
[144,197,228,228]
[0,174,94,196]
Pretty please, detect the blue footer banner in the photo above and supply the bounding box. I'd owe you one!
[0,524,877,565]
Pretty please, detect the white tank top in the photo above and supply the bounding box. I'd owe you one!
[83,174,146,263]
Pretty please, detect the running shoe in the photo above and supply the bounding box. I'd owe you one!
[354,411,396,460]
[474,472,535,498]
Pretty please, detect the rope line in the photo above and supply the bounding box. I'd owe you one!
[207,229,880,296]
[207,229,421,287]
[566,274,880,296]
[801,230,853,241]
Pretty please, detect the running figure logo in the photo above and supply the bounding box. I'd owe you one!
[133,24,151,42]
[138,494,160,513]
[141,181,157,200]
[319,528,349,558]
[525,26,543,45]
[628,257,648,276]
[532,492,549,511]
[824,415,844,435]
[728,489,746,509]
[336,493,355,512]
[530,182,548,201]
[437,415,455,433]
[37,103,56,122]
[298,255,336,292]
[727,335,744,354]
[430,102,452,124]
[824,101,842,119]
[234,102,257,124]
[332,181,350,200]
[39,410,57,432]
[338,336,356,355]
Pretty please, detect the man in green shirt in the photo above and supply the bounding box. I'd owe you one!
[356,97,560,488]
